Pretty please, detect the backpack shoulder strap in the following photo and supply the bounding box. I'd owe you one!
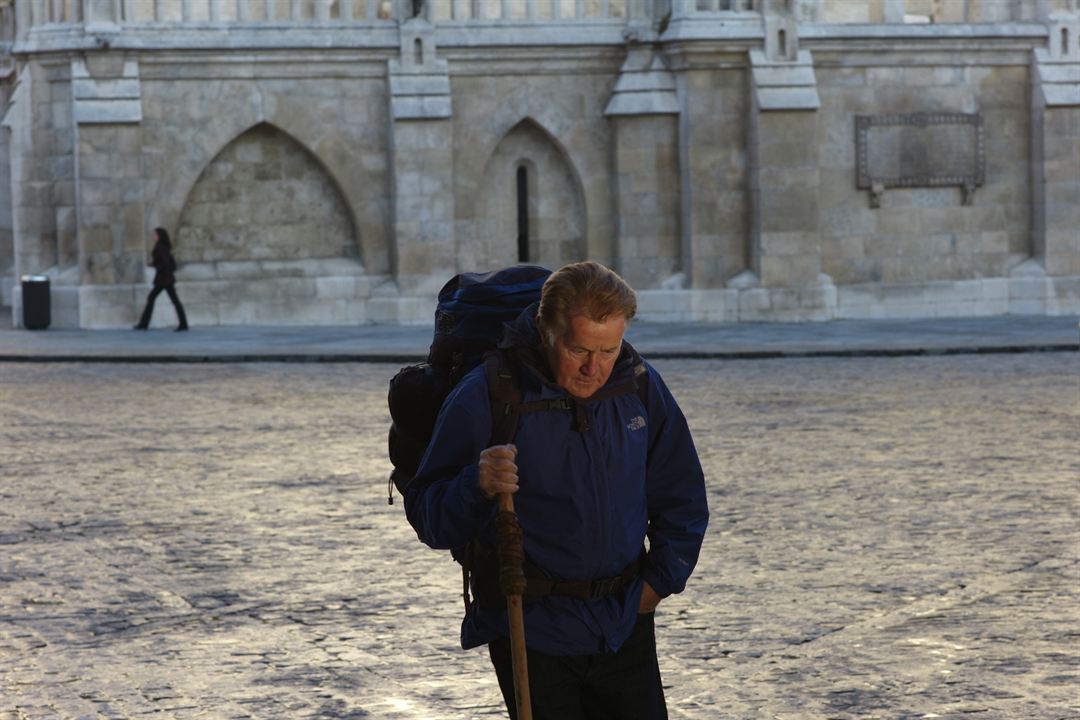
[485,348,578,443]
[484,351,523,446]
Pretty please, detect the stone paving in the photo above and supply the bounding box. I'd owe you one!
[0,354,1077,719]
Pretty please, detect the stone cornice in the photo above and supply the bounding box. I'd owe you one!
[431,20,630,47]
[135,54,394,80]
[440,47,624,76]
[13,25,401,55]
[8,21,1062,65]
[13,21,632,56]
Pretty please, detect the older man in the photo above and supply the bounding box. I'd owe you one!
[406,261,708,720]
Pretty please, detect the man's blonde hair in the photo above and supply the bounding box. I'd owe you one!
[537,261,637,345]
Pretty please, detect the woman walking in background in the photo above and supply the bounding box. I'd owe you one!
[134,227,188,331]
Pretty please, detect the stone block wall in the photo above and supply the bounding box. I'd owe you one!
[754,110,822,289]
[2,13,1078,326]
[611,114,680,289]
[467,119,586,271]
[450,63,621,273]
[1042,105,1080,276]
[391,118,455,293]
[78,122,146,286]
[11,61,74,280]
[678,61,749,289]
[132,55,397,326]
[813,57,1032,288]
[175,123,358,264]
[138,59,393,277]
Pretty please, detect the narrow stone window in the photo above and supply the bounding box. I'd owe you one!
[516,166,529,263]
[778,28,788,59]
[414,38,424,65]
[1063,28,1071,57]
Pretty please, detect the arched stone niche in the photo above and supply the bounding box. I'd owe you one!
[467,119,586,272]
[176,122,359,271]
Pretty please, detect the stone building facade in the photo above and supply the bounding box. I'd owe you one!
[1,0,1078,327]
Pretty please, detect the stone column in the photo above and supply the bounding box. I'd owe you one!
[605,44,681,289]
[386,17,454,296]
[72,56,146,327]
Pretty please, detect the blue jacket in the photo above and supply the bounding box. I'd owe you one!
[405,313,708,656]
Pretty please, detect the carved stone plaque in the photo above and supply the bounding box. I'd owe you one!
[855,112,984,208]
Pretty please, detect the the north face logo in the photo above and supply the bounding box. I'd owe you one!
[627,416,646,431]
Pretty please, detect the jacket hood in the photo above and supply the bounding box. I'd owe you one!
[498,302,644,395]
[499,301,544,352]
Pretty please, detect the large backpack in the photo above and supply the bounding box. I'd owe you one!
[387,265,552,505]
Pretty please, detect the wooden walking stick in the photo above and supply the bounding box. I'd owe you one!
[496,493,532,720]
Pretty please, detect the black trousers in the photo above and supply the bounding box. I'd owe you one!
[138,284,187,328]
[488,613,667,720]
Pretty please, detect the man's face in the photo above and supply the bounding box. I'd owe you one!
[545,313,627,400]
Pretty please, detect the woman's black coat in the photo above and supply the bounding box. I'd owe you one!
[150,238,177,287]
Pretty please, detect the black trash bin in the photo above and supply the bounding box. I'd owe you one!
[21,275,50,330]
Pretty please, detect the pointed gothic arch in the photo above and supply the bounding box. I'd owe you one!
[174,122,359,271]
[150,93,390,276]
[466,118,587,271]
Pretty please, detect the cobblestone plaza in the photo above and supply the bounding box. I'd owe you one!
[1,353,1077,718]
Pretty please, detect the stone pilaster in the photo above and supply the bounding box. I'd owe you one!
[605,44,681,289]
[744,12,834,321]
[747,44,822,290]
[70,56,147,327]
[0,132,10,311]
[1031,23,1080,281]
[387,17,454,295]
[2,65,35,322]
[1025,18,1080,313]
[4,59,84,327]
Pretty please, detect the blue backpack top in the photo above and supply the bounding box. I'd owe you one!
[428,265,552,375]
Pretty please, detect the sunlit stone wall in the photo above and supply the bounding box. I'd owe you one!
[176,124,359,265]
[1,1,1078,326]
